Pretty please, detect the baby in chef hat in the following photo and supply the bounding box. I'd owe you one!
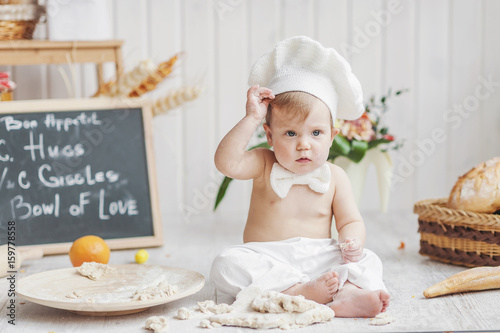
[210,36,390,317]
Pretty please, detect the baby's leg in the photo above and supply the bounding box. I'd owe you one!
[330,282,390,318]
[210,245,310,297]
[281,271,339,304]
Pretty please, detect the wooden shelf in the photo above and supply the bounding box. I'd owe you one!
[0,40,124,91]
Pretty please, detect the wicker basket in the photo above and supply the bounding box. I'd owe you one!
[414,198,500,267]
[0,4,44,40]
[0,19,36,39]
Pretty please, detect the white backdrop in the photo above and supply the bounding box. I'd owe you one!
[2,0,500,223]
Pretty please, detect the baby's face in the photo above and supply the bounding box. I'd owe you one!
[265,104,337,174]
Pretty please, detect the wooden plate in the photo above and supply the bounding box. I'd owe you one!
[17,264,205,316]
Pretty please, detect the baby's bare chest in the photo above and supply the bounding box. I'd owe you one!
[254,184,333,218]
[246,185,333,241]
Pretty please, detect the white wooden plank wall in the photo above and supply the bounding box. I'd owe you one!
[2,0,500,220]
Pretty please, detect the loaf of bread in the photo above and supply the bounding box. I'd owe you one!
[448,157,500,213]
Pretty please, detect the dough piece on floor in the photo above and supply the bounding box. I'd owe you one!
[197,300,232,314]
[66,291,83,299]
[76,262,113,280]
[197,300,216,313]
[176,307,192,320]
[210,303,232,314]
[200,319,222,328]
[209,287,335,330]
[145,316,168,332]
[369,312,395,326]
[251,290,316,313]
[200,319,221,329]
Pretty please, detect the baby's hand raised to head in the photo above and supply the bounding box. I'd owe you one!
[339,238,363,263]
[246,85,275,122]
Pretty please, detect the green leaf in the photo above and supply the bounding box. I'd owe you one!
[248,142,270,150]
[379,127,388,135]
[330,135,351,156]
[214,176,233,211]
[347,140,368,163]
[368,138,391,149]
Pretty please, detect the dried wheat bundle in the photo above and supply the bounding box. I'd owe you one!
[92,80,115,97]
[93,59,156,97]
[128,54,179,98]
[112,59,156,97]
[153,85,204,116]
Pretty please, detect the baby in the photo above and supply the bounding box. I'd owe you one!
[210,36,390,318]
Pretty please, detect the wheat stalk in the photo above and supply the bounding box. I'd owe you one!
[113,59,156,97]
[92,80,115,97]
[128,54,180,98]
[93,59,156,97]
[153,86,204,116]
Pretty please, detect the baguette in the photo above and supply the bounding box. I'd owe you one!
[424,266,500,298]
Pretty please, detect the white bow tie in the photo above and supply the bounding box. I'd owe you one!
[270,163,331,199]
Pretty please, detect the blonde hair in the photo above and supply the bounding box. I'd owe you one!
[266,91,333,126]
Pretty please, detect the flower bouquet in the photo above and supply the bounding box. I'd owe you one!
[214,89,406,211]
[329,88,405,163]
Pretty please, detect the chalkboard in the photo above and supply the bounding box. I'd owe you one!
[0,98,162,254]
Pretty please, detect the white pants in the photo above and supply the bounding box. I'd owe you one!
[210,237,387,297]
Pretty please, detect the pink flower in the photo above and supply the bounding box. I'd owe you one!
[339,115,375,141]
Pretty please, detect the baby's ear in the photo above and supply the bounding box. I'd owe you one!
[331,127,340,144]
[263,123,273,146]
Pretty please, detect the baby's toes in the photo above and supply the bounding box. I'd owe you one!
[325,277,339,295]
[325,271,339,284]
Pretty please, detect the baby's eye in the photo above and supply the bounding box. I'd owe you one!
[286,131,296,137]
[312,130,321,136]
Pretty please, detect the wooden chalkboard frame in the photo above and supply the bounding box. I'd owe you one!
[0,98,163,254]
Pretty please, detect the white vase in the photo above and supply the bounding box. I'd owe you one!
[334,149,394,213]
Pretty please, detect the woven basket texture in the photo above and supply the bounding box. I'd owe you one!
[0,19,36,39]
[414,198,500,267]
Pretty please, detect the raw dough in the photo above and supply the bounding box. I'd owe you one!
[197,300,232,314]
[145,316,168,332]
[132,281,178,301]
[369,312,395,326]
[176,307,192,320]
[210,303,232,314]
[200,319,221,329]
[251,291,316,313]
[76,262,113,281]
[66,291,83,299]
[159,281,178,296]
[207,287,335,330]
[339,239,357,251]
[197,300,216,313]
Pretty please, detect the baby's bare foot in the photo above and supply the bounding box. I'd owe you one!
[330,282,391,318]
[281,271,339,304]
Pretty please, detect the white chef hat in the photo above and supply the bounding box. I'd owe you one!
[248,36,364,120]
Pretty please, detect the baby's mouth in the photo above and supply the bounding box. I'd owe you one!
[296,157,311,163]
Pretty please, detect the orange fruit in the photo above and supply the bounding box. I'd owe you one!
[69,235,110,267]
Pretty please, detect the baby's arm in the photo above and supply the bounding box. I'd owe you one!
[214,85,274,180]
[331,165,366,263]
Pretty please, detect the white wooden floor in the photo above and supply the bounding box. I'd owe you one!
[2,210,500,333]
